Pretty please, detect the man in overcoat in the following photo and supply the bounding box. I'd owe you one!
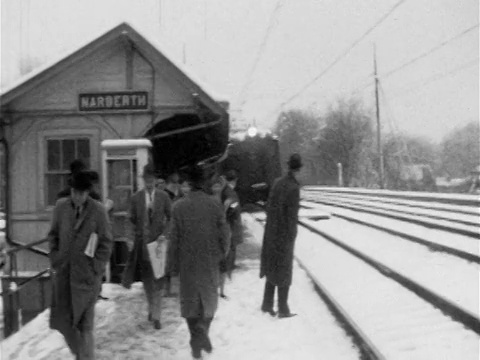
[48,171,113,359]
[168,165,231,359]
[121,163,172,329]
[219,170,242,289]
[260,153,302,318]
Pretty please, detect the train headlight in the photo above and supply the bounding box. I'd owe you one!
[247,127,258,137]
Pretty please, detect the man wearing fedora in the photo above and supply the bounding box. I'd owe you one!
[260,153,303,318]
[122,163,172,330]
[48,170,113,359]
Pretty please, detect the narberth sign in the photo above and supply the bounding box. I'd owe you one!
[79,91,148,111]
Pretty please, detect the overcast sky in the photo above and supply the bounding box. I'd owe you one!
[1,0,478,142]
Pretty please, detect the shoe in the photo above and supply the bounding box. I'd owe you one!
[191,348,202,359]
[98,295,109,300]
[201,336,213,353]
[220,293,229,300]
[278,312,297,319]
[261,307,276,317]
[153,320,162,329]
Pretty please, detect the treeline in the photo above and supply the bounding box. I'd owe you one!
[273,98,479,190]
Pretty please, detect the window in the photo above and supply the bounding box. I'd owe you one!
[45,138,90,206]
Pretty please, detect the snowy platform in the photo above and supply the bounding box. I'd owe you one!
[1,215,358,360]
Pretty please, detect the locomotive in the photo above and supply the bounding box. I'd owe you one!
[220,127,281,207]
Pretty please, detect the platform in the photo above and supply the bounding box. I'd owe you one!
[1,215,358,360]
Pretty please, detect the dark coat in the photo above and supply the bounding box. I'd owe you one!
[260,172,300,287]
[167,190,230,318]
[221,185,243,247]
[122,188,172,288]
[48,197,113,330]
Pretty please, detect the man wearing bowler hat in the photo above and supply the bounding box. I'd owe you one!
[48,171,113,359]
[122,163,172,330]
[260,153,303,318]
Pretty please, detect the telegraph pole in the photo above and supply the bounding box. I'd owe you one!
[374,44,385,189]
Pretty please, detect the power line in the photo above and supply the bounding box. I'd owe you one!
[390,57,478,96]
[264,0,408,119]
[381,23,479,79]
[348,24,479,95]
[237,0,287,109]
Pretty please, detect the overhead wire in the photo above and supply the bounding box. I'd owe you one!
[237,0,287,109]
[388,57,479,97]
[350,23,479,95]
[381,23,479,79]
[264,0,409,119]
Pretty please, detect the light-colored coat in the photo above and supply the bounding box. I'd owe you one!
[48,197,113,330]
[260,172,300,287]
[122,188,172,288]
[168,190,230,318]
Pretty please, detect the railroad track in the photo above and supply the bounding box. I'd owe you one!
[250,201,479,359]
[301,200,480,264]
[302,192,479,239]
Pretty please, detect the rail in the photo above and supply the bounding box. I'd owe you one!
[1,238,52,338]
[304,186,480,207]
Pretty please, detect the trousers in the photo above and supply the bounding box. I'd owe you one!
[142,260,162,321]
[61,304,95,359]
[185,299,213,355]
[261,279,290,314]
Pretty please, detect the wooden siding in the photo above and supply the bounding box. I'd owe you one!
[2,25,217,271]
[10,40,195,113]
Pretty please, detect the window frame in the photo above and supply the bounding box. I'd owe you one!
[38,129,99,210]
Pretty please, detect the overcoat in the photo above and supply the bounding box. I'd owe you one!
[221,185,243,247]
[260,172,300,287]
[122,188,172,288]
[48,197,113,330]
[167,190,230,318]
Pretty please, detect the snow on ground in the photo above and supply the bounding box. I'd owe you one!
[250,212,479,360]
[302,216,480,316]
[304,201,480,259]
[1,215,359,360]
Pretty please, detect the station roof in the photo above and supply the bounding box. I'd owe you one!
[0,22,229,114]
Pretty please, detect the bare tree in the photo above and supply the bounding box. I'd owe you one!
[314,99,376,187]
[440,121,480,178]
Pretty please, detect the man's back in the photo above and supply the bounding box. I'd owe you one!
[172,191,229,267]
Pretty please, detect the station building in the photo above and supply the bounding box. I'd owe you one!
[0,22,229,271]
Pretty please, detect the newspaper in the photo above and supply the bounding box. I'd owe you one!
[147,236,168,279]
[84,232,98,258]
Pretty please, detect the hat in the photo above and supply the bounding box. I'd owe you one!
[86,170,99,184]
[142,163,156,178]
[187,165,206,186]
[70,171,93,191]
[287,153,303,170]
[70,159,86,175]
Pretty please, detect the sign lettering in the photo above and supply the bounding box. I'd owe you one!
[79,92,149,111]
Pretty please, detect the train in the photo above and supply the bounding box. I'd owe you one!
[220,127,282,207]
[146,121,282,207]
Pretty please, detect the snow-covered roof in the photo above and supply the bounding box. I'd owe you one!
[0,23,229,110]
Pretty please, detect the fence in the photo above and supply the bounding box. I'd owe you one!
[0,238,51,338]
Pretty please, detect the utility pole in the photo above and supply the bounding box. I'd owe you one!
[374,44,385,189]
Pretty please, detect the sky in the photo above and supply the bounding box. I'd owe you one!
[1,0,478,142]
